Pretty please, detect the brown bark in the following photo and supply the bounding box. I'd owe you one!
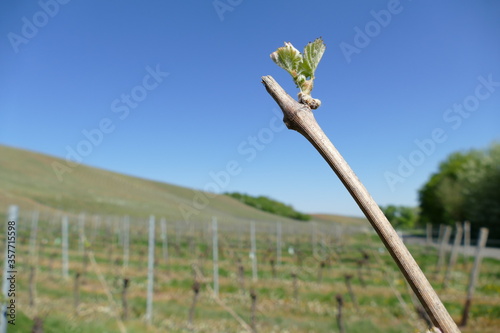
[336,294,345,333]
[344,274,360,313]
[261,75,460,333]
[122,278,130,321]
[250,288,258,333]
[189,280,201,326]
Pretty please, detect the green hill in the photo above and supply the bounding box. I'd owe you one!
[0,145,302,223]
[0,145,369,227]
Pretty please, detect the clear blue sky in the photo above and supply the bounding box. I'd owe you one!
[1,0,499,217]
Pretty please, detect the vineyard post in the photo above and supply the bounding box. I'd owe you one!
[212,217,219,297]
[262,73,460,332]
[250,221,258,282]
[82,237,89,275]
[49,212,56,233]
[29,266,36,308]
[462,221,471,269]
[443,222,463,289]
[175,220,181,250]
[437,224,445,245]
[91,215,100,243]
[311,221,317,257]
[239,224,245,249]
[107,217,114,264]
[39,219,47,259]
[74,272,81,316]
[161,217,168,263]
[320,231,328,258]
[344,274,360,313]
[49,253,56,277]
[122,278,130,320]
[62,215,69,280]
[250,288,258,333]
[31,317,43,333]
[188,223,195,254]
[435,225,452,279]
[237,258,245,292]
[115,217,121,250]
[78,213,85,256]
[29,211,39,259]
[104,217,111,250]
[146,215,155,325]
[270,259,277,279]
[123,216,130,269]
[29,210,39,308]
[426,223,433,245]
[460,227,489,327]
[291,272,298,302]
[336,224,342,245]
[357,260,366,288]
[188,280,200,326]
[335,294,345,333]
[317,260,325,283]
[276,222,282,266]
[407,284,433,329]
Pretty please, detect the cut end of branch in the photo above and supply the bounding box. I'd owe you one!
[261,75,321,110]
[261,75,320,134]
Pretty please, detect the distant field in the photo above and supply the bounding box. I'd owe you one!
[311,214,369,226]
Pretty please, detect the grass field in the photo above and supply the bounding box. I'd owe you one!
[4,207,500,333]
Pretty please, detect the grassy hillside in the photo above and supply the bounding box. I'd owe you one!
[0,145,305,223]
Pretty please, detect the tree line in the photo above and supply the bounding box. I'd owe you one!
[381,142,499,243]
[224,192,311,221]
[418,142,500,242]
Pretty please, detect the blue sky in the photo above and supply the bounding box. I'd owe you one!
[1,0,499,217]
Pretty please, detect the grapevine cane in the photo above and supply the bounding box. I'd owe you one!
[262,38,460,333]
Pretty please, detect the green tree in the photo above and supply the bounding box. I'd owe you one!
[418,150,482,225]
[462,143,500,239]
[418,143,500,242]
[225,192,311,221]
[380,205,418,229]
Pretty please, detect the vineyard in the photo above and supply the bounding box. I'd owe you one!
[3,206,500,332]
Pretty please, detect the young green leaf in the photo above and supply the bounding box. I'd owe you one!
[269,38,326,109]
[270,42,303,78]
[301,38,326,79]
